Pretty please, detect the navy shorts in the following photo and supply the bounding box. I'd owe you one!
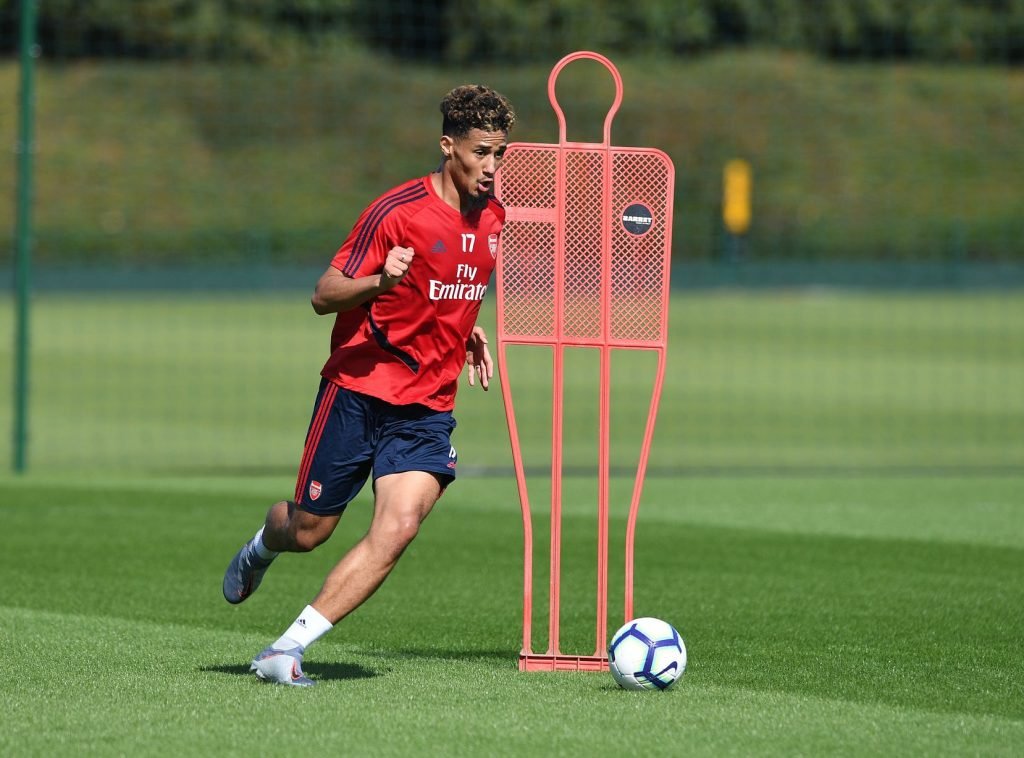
[293,379,458,516]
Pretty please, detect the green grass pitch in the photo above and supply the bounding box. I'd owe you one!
[1,290,1022,754]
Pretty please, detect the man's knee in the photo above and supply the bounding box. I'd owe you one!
[382,515,422,548]
[369,473,440,556]
[367,506,429,565]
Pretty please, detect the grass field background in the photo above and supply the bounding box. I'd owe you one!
[1,288,1022,754]
[2,290,1023,473]
[1,473,1021,755]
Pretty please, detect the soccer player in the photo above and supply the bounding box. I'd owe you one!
[222,84,516,686]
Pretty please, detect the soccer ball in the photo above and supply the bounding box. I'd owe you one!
[608,617,687,691]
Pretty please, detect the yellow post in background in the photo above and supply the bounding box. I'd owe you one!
[723,159,752,260]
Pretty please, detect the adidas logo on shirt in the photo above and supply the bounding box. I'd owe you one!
[431,239,447,254]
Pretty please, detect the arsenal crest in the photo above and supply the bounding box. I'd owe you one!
[488,233,499,258]
[309,480,322,501]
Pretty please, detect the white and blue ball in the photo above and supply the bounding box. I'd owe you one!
[608,617,687,691]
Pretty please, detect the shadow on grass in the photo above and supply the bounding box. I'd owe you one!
[201,662,378,681]
[386,648,516,665]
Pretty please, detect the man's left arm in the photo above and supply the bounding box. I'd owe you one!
[465,326,493,390]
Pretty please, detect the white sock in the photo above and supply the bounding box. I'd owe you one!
[252,526,279,561]
[272,605,333,652]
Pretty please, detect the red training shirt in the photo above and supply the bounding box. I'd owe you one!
[321,175,503,410]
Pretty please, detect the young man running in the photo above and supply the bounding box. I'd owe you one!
[223,84,516,686]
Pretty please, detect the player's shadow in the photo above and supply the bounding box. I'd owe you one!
[201,661,378,681]
[202,648,512,682]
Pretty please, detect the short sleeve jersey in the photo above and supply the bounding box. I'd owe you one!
[321,175,503,411]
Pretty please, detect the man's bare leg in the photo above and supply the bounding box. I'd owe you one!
[261,500,341,553]
[310,471,442,622]
[222,501,340,605]
[250,471,442,685]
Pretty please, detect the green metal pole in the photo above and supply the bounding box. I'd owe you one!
[13,0,38,472]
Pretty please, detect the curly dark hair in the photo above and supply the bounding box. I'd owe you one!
[440,84,516,138]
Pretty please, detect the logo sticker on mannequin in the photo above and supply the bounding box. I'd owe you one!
[621,203,654,236]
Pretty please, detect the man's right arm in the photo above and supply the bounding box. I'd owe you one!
[311,246,415,315]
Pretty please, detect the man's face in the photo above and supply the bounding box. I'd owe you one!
[442,128,509,204]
